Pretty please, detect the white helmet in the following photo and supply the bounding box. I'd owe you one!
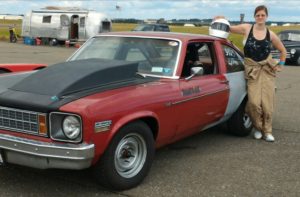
[209,18,230,39]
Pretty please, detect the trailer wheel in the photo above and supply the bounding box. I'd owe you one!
[49,38,58,46]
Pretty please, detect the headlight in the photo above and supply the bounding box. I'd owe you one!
[290,48,296,54]
[63,116,81,139]
[50,112,82,143]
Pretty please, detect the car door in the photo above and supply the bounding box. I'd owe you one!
[220,43,247,118]
[174,41,229,137]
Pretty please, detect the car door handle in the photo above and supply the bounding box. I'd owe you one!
[220,80,229,85]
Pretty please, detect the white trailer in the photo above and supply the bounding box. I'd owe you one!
[22,7,112,45]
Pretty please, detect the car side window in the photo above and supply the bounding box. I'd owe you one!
[222,45,244,73]
[143,25,154,31]
[155,25,169,32]
[182,42,217,77]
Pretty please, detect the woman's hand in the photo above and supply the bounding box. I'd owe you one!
[213,16,225,21]
[273,65,283,72]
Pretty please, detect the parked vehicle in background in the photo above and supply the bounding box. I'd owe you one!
[132,23,170,32]
[22,6,112,45]
[0,63,46,74]
[8,25,18,43]
[0,32,252,190]
[272,30,300,65]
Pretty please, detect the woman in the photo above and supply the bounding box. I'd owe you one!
[216,5,286,142]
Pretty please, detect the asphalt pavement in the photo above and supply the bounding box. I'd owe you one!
[0,41,299,197]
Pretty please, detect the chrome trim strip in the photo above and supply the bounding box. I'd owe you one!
[171,88,229,105]
[0,133,94,160]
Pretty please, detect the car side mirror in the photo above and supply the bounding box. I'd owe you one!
[185,67,204,80]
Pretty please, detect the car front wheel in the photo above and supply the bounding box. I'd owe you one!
[93,121,155,190]
[227,101,253,136]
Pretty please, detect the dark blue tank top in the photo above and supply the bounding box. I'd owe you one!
[244,25,271,62]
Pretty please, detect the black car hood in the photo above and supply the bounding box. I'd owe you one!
[0,72,33,94]
[0,58,157,112]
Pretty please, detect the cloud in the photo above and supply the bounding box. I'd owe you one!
[0,0,299,22]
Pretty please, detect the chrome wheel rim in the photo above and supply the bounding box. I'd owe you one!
[114,133,147,178]
[243,113,252,129]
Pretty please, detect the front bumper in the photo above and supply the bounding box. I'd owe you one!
[0,133,95,169]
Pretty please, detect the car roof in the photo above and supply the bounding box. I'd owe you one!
[95,31,225,43]
[279,30,300,34]
[138,23,168,26]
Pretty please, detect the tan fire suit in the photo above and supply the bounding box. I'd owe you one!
[244,55,278,135]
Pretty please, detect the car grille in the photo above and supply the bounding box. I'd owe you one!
[0,106,46,136]
[271,50,291,59]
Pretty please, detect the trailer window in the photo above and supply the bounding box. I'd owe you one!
[101,21,111,33]
[43,16,52,23]
[80,18,85,27]
[61,15,69,26]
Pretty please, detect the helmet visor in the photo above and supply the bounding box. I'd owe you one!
[211,22,230,32]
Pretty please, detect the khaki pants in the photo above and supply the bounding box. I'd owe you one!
[246,72,275,134]
[244,57,277,135]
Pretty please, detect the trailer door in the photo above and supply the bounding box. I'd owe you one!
[60,14,70,40]
[101,20,111,32]
[79,17,86,39]
[70,15,79,39]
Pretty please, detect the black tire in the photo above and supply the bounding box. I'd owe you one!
[93,121,155,190]
[49,38,58,46]
[0,69,9,74]
[11,37,17,43]
[227,101,253,136]
[297,56,300,66]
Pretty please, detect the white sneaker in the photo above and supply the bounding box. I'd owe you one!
[264,134,275,142]
[253,130,263,139]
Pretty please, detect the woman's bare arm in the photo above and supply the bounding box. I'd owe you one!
[230,24,250,35]
[271,31,286,62]
[213,16,250,36]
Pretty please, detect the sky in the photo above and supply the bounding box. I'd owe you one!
[0,0,299,22]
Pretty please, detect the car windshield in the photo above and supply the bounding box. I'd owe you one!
[279,32,300,41]
[69,36,180,78]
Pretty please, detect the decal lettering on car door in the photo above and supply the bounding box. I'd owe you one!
[181,86,201,96]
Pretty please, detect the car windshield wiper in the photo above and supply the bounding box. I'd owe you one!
[135,72,147,78]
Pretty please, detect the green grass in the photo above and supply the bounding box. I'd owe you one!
[112,23,300,50]
[0,19,22,40]
[1,19,299,50]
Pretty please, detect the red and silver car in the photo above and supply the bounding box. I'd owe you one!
[0,63,46,74]
[0,32,252,190]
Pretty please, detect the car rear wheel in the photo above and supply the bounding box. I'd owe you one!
[227,101,253,136]
[297,56,300,66]
[93,121,155,190]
